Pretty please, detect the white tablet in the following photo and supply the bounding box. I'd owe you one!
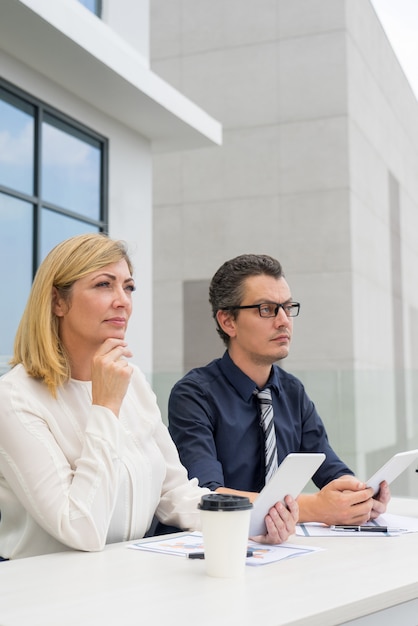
[249,452,326,536]
[366,449,418,495]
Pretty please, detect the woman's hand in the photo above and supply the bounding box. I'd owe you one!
[251,495,299,545]
[91,338,133,417]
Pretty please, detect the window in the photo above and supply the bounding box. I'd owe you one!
[77,0,102,17]
[0,80,108,371]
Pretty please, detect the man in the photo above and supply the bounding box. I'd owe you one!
[168,254,390,525]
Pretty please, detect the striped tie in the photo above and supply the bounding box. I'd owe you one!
[256,388,278,483]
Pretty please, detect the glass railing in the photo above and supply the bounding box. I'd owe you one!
[152,369,418,500]
[1,358,417,498]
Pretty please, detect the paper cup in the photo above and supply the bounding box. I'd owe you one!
[198,494,253,578]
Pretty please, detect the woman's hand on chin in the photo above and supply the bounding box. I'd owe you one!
[91,338,133,417]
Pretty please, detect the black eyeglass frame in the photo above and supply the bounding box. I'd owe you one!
[221,302,300,318]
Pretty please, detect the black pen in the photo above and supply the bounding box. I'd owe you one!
[330,525,389,533]
[187,549,254,559]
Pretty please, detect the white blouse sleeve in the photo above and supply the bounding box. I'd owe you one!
[125,366,210,532]
[0,369,131,552]
[153,419,210,530]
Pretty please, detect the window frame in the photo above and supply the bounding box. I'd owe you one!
[0,78,108,278]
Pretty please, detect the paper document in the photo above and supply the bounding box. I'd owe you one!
[245,540,323,566]
[129,531,323,566]
[129,531,204,556]
[296,513,418,537]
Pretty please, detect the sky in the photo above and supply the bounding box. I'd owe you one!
[370,0,418,100]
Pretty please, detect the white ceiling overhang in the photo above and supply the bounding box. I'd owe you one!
[0,0,222,152]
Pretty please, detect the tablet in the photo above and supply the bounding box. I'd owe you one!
[249,452,326,536]
[366,449,418,495]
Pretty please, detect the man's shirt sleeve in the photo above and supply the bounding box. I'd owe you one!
[168,377,225,491]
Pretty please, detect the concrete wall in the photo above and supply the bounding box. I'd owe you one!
[150,0,418,493]
[151,0,352,376]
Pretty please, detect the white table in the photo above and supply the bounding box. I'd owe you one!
[1,498,418,626]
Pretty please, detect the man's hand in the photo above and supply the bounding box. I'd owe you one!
[297,475,375,526]
[251,495,299,545]
[369,480,391,519]
[91,338,133,417]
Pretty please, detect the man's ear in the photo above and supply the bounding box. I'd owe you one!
[51,287,65,318]
[216,310,237,339]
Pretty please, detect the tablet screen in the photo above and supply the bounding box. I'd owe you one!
[366,449,418,495]
[249,452,325,536]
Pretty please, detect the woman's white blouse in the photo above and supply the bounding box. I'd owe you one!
[0,364,208,559]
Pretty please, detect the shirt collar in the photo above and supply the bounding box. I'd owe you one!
[219,351,282,401]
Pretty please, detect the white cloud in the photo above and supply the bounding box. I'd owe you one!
[0,121,33,165]
[42,122,94,166]
[0,116,97,173]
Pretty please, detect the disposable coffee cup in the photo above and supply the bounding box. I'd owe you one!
[198,494,253,578]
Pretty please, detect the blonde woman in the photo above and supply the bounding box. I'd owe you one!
[0,234,297,560]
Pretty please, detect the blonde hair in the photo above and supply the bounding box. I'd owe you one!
[11,233,133,396]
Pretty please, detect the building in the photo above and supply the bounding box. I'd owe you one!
[151,0,418,492]
[0,0,221,376]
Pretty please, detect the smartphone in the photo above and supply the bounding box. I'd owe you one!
[249,452,325,536]
[366,449,418,495]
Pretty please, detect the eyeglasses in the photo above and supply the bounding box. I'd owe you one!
[221,302,300,318]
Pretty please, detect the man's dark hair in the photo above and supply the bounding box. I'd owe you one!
[209,254,284,346]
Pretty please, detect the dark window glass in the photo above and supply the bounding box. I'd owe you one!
[40,208,99,263]
[0,89,34,195]
[0,81,107,371]
[42,114,101,219]
[0,193,33,362]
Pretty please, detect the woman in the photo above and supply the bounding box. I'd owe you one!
[0,234,297,559]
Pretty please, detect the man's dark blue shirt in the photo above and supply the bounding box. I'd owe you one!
[168,351,353,492]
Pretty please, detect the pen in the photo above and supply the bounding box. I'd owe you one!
[330,525,389,533]
[187,549,254,559]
